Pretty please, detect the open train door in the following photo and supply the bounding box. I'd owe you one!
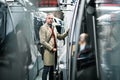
[66,0,98,80]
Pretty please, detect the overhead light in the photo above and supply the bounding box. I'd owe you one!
[97,6,120,11]
[6,0,14,1]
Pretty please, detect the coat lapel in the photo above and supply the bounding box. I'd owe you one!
[45,23,57,38]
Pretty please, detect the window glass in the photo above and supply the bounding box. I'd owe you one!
[96,2,120,80]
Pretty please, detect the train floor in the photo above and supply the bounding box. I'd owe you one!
[77,65,98,80]
[35,66,97,80]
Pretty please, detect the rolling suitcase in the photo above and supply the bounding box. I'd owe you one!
[53,69,63,80]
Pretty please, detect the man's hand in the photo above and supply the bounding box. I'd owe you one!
[66,28,70,34]
[52,48,57,52]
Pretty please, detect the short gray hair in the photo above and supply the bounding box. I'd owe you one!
[47,13,54,17]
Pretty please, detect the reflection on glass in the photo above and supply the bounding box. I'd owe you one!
[96,4,120,80]
[96,0,120,3]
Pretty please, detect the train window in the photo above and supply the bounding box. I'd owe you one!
[0,4,7,44]
[96,2,120,80]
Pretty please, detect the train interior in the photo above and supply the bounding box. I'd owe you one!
[0,0,120,80]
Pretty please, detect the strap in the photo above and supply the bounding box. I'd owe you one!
[49,26,57,70]
[50,27,57,48]
[48,33,52,43]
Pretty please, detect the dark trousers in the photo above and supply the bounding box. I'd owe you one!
[42,66,54,80]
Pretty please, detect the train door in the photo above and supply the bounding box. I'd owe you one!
[95,0,120,80]
[67,0,97,80]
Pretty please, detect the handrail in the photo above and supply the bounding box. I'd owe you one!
[71,0,86,80]
[92,15,99,78]
[66,0,82,80]
[67,0,80,80]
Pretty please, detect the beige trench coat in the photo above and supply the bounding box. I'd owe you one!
[39,23,68,66]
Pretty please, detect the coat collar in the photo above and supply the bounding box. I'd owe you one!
[44,23,50,28]
[45,23,55,28]
[44,23,52,34]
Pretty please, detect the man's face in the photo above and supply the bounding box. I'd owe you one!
[79,34,86,42]
[46,14,54,25]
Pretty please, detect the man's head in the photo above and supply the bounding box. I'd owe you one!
[79,33,88,43]
[46,13,54,25]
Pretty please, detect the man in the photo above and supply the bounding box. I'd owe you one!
[39,13,69,80]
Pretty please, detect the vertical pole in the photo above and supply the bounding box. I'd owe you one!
[92,16,99,78]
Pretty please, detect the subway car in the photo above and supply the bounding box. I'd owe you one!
[1,0,120,80]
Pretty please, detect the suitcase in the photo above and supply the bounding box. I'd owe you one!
[53,70,63,80]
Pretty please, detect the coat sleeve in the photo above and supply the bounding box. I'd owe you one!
[57,30,69,40]
[39,26,53,51]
